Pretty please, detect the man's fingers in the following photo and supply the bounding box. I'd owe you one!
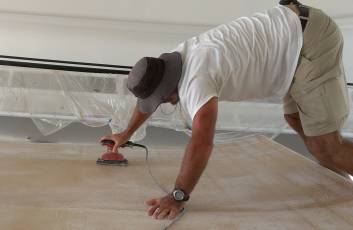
[145,196,184,221]
[99,135,111,143]
[112,144,119,153]
[145,199,159,206]
[152,207,162,219]
[147,206,158,216]
[168,209,178,220]
[157,209,170,220]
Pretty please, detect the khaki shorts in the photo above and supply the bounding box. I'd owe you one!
[283,7,350,137]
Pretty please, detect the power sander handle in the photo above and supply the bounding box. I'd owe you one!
[100,139,135,148]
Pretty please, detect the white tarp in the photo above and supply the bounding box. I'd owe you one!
[1,65,353,143]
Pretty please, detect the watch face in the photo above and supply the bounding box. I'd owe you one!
[173,190,185,201]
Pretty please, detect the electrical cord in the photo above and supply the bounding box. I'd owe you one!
[123,141,187,230]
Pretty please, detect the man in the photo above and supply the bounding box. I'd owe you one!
[101,0,353,220]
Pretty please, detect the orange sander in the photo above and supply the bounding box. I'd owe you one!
[96,140,130,166]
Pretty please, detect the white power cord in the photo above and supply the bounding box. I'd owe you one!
[128,142,186,229]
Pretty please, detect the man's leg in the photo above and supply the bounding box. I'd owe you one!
[306,132,353,176]
[282,5,353,176]
[284,113,306,143]
[284,113,353,176]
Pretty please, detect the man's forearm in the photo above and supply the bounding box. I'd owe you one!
[174,139,214,195]
[124,106,151,136]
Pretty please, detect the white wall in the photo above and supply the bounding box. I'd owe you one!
[0,12,199,65]
[0,10,352,71]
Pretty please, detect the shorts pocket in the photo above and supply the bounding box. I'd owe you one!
[294,85,328,126]
[323,77,350,119]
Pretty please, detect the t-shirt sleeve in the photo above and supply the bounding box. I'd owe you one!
[179,47,225,122]
[185,75,218,121]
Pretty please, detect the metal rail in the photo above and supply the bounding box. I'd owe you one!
[0,55,132,74]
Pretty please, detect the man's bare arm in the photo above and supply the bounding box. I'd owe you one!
[174,97,218,194]
[100,104,151,152]
[124,106,152,136]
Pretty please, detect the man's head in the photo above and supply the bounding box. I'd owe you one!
[279,0,302,5]
[127,52,182,113]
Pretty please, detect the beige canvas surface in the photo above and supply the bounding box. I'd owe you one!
[0,135,353,229]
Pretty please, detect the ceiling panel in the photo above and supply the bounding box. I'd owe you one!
[0,0,352,25]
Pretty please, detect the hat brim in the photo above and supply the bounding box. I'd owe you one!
[137,52,182,114]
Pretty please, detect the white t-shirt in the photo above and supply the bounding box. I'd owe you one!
[175,5,303,121]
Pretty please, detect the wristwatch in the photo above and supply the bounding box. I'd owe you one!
[171,188,190,202]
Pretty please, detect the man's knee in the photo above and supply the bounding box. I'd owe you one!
[306,133,341,165]
[284,113,301,129]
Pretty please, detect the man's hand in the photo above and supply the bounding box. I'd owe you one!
[146,195,184,220]
[100,106,152,152]
[99,132,130,153]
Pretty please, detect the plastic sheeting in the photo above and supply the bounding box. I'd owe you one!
[1,65,353,143]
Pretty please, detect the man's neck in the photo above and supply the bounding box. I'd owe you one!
[284,4,300,16]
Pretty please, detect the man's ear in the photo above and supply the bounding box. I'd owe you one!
[166,88,179,104]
